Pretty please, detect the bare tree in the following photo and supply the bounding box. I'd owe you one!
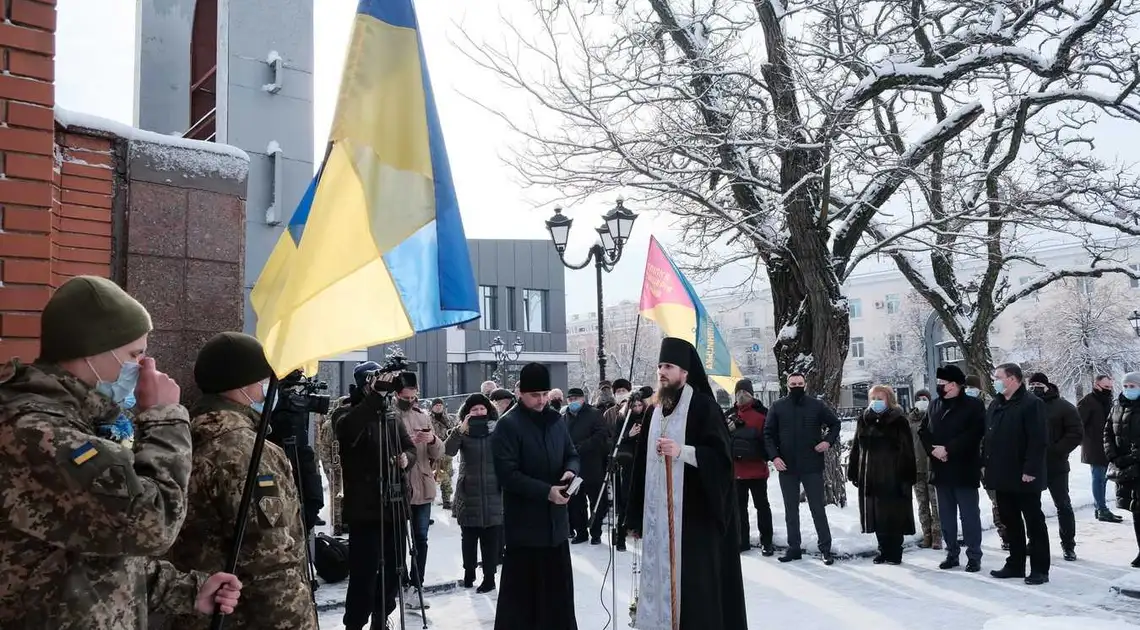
[1013,278,1140,396]
[870,293,932,387]
[463,0,1139,504]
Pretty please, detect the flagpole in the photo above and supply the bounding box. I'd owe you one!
[628,314,641,383]
[664,454,679,630]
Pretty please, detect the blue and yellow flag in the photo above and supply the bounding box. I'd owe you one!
[251,0,479,376]
[639,236,743,392]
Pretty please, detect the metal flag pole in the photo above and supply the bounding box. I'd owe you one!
[210,373,280,630]
[664,454,679,630]
[628,314,642,382]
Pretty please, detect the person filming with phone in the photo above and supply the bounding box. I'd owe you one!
[491,363,581,630]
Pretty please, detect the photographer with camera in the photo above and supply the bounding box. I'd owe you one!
[270,370,328,533]
[334,361,417,630]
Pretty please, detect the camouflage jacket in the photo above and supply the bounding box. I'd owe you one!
[0,360,206,629]
[315,412,336,475]
[430,412,455,442]
[165,395,316,630]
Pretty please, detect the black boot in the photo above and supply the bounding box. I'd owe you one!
[990,564,1025,579]
[822,550,835,566]
[463,569,476,588]
[477,573,497,593]
[938,555,960,570]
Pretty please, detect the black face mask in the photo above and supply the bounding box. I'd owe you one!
[397,399,413,412]
[1031,386,1047,397]
[788,386,806,400]
[550,399,563,411]
[935,385,946,399]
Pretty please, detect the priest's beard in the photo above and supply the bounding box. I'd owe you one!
[657,377,685,414]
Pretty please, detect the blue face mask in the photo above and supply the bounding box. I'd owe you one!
[89,351,140,407]
[965,387,980,398]
[1124,388,1140,401]
[870,400,887,414]
[250,381,270,414]
[568,401,583,414]
[992,379,1006,395]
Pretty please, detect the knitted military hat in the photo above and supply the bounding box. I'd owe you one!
[1029,372,1049,386]
[194,332,273,394]
[518,363,551,393]
[735,378,755,395]
[567,387,586,398]
[39,276,153,362]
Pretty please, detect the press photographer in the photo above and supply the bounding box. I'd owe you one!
[333,360,418,630]
[270,370,330,532]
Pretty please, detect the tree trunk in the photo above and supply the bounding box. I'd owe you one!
[961,329,996,389]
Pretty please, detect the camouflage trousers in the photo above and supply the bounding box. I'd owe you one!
[435,455,453,506]
[323,462,343,536]
[986,488,1007,542]
[914,477,941,540]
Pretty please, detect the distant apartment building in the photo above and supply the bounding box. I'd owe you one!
[566,301,664,391]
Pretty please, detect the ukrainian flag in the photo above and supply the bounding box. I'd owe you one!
[639,236,743,392]
[251,0,479,377]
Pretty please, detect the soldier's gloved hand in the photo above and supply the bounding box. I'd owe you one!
[195,572,242,614]
[134,357,181,411]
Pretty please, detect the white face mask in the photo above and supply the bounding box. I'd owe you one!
[615,392,630,404]
[915,399,929,412]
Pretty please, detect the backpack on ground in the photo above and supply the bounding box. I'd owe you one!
[314,533,350,583]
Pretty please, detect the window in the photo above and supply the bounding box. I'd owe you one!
[743,311,754,327]
[850,336,865,368]
[505,287,518,331]
[523,289,548,333]
[888,333,904,353]
[849,298,863,319]
[1131,264,1140,288]
[447,364,464,396]
[885,293,901,315]
[479,285,498,330]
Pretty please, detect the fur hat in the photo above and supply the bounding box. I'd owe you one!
[936,364,966,385]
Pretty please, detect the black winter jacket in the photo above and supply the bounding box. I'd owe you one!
[918,394,986,488]
[1040,386,1082,475]
[492,403,581,548]
[1078,389,1113,466]
[763,394,840,474]
[565,403,609,483]
[333,392,418,523]
[983,385,1048,493]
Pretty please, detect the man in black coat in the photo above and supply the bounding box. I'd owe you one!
[1028,372,1083,561]
[984,363,1049,585]
[564,387,610,544]
[333,363,418,630]
[763,372,840,564]
[491,363,580,630]
[920,364,986,572]
[1078,374,1124,523]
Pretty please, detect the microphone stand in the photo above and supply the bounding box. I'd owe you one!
[592,401,635,625]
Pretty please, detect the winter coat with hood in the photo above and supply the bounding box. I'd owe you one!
[983,384,1048,493]
[1038,384,1082,475]
[1078,387,1114,466]
[444,394,503,528]
[726,399,769,480]
[1105,393,1140,511]
[399,403,443,506]
[847,405,917,535]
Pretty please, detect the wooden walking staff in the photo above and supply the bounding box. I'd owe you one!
[664,455,679,630]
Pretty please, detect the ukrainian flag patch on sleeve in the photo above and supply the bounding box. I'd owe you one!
[71,442,98,466]
[257,474,276,488]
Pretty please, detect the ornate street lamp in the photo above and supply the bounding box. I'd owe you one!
[546,199,639,382]
[1129,310,1140,337]
[491,335,524,387]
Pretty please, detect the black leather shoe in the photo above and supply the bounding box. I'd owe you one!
[1024,572,1049,585]
[778,550,802,563]
[1131,553,1140,568]
[990,565,1025,579]
[1063,547,1077,562]
[965,559,981,573]
[476,576,497,593]
[591,536,602,545]
[873,554,886,564]
[572,534,589,544]
[761,544,776,557]
[939,556,960,570]
[822,551,835,566]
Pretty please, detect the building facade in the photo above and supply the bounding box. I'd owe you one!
[566,300,664,392]
[134,0,315,333]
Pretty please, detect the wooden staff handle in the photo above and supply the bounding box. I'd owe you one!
[665,454,679,630]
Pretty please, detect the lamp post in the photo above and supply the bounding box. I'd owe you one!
[1129,310,1140,337]
[491,335,524,388]
[546,199,638,383]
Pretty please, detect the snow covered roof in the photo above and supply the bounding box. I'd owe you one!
[54,107,250,162]
[55,106,249,182]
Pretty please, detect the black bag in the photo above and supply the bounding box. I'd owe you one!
[731,426,765,461]
[314,533,350,584]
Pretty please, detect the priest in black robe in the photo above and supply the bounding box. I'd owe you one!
[625,337,748,629]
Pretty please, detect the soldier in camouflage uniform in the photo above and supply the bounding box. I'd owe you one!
[316,399,344,535]
[0,276,242,629]
[429,398,456,510]
[909,389,942,549]
[165,332,317,630]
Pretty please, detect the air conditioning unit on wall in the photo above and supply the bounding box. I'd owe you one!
[874,301,885,310]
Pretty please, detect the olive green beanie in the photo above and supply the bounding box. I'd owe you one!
[194,332,273,394]
[39,276,153,362]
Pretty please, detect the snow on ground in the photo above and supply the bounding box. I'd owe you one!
[313,450,1139,629]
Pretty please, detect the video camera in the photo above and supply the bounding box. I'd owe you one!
[279,370,332,415]
[360,352,411,394]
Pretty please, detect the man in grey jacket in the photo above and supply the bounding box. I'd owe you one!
[763,372,840,565]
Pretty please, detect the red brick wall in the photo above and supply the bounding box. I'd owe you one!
[0,0,57,362]
[53,132,114,286]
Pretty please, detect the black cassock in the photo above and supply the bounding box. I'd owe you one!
[625,389,749,630]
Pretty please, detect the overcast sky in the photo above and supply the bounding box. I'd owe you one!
[54,0,701,318]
